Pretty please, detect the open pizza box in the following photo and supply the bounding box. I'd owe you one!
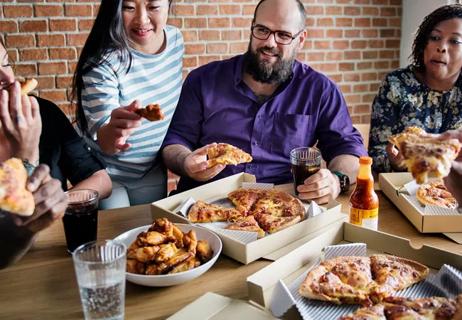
[151,173,347,264]
[379,172,462,234]
[167,292,276,320]
[246,220,462,319]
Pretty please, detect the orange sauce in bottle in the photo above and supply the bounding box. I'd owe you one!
[349,156,379,230]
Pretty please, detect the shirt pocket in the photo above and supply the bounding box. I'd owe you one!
[270,113,312,156]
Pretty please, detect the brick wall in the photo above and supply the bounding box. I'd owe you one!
[1,0,402,191]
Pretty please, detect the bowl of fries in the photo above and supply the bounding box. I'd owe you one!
[114,218,222,287]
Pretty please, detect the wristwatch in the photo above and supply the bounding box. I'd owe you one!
[332,171,350,194]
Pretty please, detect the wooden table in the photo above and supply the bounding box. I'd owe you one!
[0,191,460,319]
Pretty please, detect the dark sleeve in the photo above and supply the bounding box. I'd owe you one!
[315,81,367,163]
[368,75,400,173]
[44,100,106,186]
[162,72,204,151]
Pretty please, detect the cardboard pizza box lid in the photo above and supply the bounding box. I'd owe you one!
[151,173,347,264]
[167,292,276,320]
[379,172,462,233]
[247,220,462,314]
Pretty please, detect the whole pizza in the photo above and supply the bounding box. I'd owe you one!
[188,188,305,236]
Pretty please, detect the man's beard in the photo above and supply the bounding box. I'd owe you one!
[244,45,295,84]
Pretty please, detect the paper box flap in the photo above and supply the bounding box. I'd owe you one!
[167,292,275,320]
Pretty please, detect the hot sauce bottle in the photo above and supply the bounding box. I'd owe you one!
[349,156,379,230]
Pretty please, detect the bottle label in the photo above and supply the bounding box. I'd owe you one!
[350,207,378,230]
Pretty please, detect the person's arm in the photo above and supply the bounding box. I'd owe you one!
[0,82,41,164]
[441,129,462,204]
[368,75,406,173]
[81,62,142,155]
[72,170,112,199]
[0,164,68,269]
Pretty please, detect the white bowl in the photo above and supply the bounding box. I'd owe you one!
[113,223,222,287]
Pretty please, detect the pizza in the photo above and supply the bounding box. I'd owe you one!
[207,143,252,168]
[226,215,265,238]
[388,127,461,184]
[189,188,305,236]
[20,78,38,95]
[188,200,242,223]
[340,294,462,320]
[416,180,458,210]
[299,254,429,306]
[0,158,35,216]
[135,103,165,121]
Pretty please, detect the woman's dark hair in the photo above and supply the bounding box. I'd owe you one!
[72,0,173,136]
[412,4,462,71]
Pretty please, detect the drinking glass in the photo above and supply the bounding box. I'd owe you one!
[72,240,126,320]
[63,189,99,253]
[290,147,322,195]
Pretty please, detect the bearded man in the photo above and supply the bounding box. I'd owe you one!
[162,0,366,203]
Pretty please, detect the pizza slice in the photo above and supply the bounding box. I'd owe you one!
[389,127,461,184]
[252,189,305,218]
[207,143,252,168]
[299,256,373,305]
[227,188,262,214]
[339,304,386,320]
[256,213,302,234]
[226,215,265,238]
[369,254,429,302]
[0,158,35,216]
[135,103,165,121]
[416,180,458,210]
[187,200,241,223]
[20,78,38,95]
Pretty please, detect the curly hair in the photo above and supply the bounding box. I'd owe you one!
[412,4,462,71]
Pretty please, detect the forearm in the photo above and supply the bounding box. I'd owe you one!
[71,170,112,199]
[162,144,192,177]
[328,154,360,185]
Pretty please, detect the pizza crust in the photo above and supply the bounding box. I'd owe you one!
[20,78,38,95]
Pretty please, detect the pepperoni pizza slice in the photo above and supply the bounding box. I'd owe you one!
[187,200,241,223]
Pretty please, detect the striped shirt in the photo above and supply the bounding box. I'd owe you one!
[81,25,184,181]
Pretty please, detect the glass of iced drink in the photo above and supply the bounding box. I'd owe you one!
[290,147,322,195]
[72,240,126,320]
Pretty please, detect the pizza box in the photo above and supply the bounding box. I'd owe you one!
[167,292,276,320]
[379,172,462,233]
[151,173,347,264]
[246,220,462,317]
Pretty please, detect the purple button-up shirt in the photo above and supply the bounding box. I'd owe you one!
[163,54,366,192]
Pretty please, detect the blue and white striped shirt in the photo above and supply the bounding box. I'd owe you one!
[82,25,184,181]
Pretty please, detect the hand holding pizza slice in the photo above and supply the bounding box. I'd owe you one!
[388,127,461,184]
[207,143,252,168]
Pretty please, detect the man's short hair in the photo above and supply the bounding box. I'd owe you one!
[252,0,306,29]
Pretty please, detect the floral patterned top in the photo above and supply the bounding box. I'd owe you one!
[368,65,462,173]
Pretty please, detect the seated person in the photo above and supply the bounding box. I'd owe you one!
[369,4,462,173]
[162,0,366,204]
[0,38,111,198]
[0,164,68,269]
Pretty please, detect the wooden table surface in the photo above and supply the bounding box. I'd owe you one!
[0,190,460,319]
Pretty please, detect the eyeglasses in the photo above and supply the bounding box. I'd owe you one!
[251,24,304,45]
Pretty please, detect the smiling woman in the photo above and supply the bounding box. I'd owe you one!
[368,4,462,174]
[72,0,184,209]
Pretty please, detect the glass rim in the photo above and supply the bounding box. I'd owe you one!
[65,189,99,205]
[290,146,321,156]
[72,240,126,265]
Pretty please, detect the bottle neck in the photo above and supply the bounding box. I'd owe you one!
[357,163,373,181]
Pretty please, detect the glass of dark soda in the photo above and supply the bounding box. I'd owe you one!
[290,147,321,195]
[63,189,99,253]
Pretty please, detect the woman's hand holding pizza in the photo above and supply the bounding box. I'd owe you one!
[0,81,41,164]
[97,100,142,155]
[440,129,462,205]
[183,144,225,182]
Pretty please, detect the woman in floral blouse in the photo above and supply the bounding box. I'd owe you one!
[369,4,462,173]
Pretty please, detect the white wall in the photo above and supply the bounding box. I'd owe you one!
[400,0,459,67]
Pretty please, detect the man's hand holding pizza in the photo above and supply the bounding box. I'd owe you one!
[0,81,41,165]
[97,100,142,155]
[183,144,226,182]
